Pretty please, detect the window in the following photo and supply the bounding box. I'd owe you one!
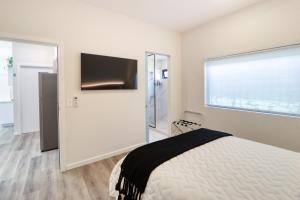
[205,45,300,117]
[0,41,13,102]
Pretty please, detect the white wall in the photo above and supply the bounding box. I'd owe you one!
[13,42,56,134]
[0,0,182,168]
[182,0,300,152]
[13,42,57,70]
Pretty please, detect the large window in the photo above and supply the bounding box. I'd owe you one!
[205,45,300,117]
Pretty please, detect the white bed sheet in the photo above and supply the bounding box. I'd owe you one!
[109,137,300,200]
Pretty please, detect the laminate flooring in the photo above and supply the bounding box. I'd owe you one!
[0,127,124,200]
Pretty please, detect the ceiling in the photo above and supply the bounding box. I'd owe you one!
[83,0,265,32]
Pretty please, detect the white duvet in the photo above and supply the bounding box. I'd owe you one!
[109,136,300,200]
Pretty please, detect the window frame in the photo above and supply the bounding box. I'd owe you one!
[204,44,300,118]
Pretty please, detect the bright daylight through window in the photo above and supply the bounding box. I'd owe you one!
[205,45,300,117]
[0,41,13,102]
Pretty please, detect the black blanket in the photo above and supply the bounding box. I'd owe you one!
[115,128,232,200]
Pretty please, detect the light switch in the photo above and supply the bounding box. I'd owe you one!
[73,97,79,108]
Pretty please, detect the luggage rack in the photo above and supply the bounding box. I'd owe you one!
[172,119,202,135]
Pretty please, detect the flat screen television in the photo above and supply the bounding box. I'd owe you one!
[81,53,137,90]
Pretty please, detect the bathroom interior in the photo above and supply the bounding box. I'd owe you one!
[147,53,169,142]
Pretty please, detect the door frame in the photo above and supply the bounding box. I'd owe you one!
[145,51,171,143]
[146,53,157,129]
[0,33,67,171]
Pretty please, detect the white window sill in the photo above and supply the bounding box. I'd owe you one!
[205,104,300,119]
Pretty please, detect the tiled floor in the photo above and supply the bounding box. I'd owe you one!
[148,128,168,143]
[156,117,168,134]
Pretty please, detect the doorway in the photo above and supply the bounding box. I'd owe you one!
[146,52,169,143]
[0,39,59,165]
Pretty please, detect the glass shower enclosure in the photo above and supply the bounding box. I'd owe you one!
[146,53,169,133]
[147,54,156,128]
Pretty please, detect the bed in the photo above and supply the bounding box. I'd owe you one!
[109,131,300,200]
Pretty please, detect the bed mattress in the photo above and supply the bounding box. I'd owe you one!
[109,136,300,200]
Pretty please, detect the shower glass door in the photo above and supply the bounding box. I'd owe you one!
[147,54,156,128]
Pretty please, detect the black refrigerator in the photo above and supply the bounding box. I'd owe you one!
[39,72,58,152]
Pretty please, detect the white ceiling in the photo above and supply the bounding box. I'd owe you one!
[83,0,265,32]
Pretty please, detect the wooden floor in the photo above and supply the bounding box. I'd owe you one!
[0,127,124,200]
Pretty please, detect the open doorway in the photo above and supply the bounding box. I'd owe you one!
[0,39,60,176]
[13,42,59,152]
[146,52,170,143]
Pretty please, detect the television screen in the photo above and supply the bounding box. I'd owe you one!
[81,53,137,90]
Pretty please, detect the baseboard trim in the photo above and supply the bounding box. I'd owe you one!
[65,142,146,171]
